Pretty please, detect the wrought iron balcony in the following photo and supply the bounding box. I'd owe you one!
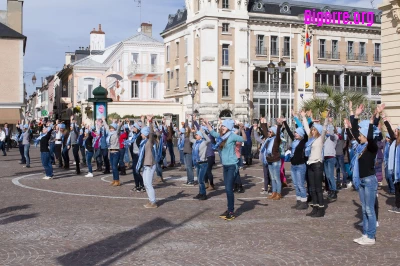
[127,63,163,75]
[346,53,357,60]
[282,49,294,57]
[253,83,290,93]
[255,46,268,56]
[331,52,340,60]
[270,48,279,57]
[371,86,381,95]
[374,54,381,62]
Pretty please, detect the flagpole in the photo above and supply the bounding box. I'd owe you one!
[268,35,271,122]
[304,25,307,104]
[289,23,292,126]
[278,28,281,118]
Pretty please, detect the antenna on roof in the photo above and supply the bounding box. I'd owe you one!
[134,0,142,27]
[370,0,375,8]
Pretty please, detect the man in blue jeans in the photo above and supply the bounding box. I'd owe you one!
[323,124,338,199]
[22,124,31,168]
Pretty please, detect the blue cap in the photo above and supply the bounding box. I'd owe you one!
[270,126,277,135]
[110,123,118,129]
[359,127,369,137]
[222,119,235,131]
[141,126,150,136]
[336,127,342,135]
[313,124,323,135]
[91,126,96,131]
[295,127,305,138]
[201,126,209,132]
[358,120,369,129]
[179,128,186,133]
[23,124,29,129]
[133,123,141,130]
[196,131,204,138]
[59,124,65,129]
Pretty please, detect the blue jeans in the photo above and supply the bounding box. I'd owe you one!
[291,164,307,199]
[335,155,347,183]
[101,148,110,171]
[324,157,336,191]
[268,161,281,193]
[131,153,144,188]
[86,151,94,173]
[24,144,30,166]
[167,141,175,164]
[18,142,25,162]
[143,165,156,203]
[95,148,103,167]
[184,153,194,183]
[119,148,125,167]
[0,141,6,155]
[49,142,55,164]
[385,164,395,193]
[196,163,208,195]
[344,163,353,182]
[358,175,378,239]
[110,152,120,180]
[62,146,70,167]
[223,164,237,213]
[41,152,53,177]
[179,150,185,165]
[234,167,242,185]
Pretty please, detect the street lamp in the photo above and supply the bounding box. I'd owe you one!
[242,88,250,122]
[187,80,198,125]
[23,72,37,85]
[267,59,286,120]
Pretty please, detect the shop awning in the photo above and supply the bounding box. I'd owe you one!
[0,108,22,124]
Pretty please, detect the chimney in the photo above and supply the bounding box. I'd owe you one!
[141,22,152,37]
[6,0,23,34]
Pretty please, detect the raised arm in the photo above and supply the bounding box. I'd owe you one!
[283,120,294,141]
[301,110,311,137]
[367,116,378,153]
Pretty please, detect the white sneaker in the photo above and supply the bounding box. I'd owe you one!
[42,176,53,180]
[85,173,93,177]
[353,235,367,244]
[358,237,375,245]
[347,182,353,189]
[260,191,268,195]
[376,221,379,227]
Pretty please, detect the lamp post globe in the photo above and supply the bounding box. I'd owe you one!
[32,74,37,85]
[278,58,286,73]
[267,60,275,75]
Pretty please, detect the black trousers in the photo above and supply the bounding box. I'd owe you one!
[72,145,80,170]
[308,162,324,207]
[5,136,11,150]
[395,182,400,209]
[204,156,215,185]
[54,144,63,166]
[131,153,143,187]
[18,142,25,163]
[80,146,86,164]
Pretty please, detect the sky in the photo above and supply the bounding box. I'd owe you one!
[0,0,382,95]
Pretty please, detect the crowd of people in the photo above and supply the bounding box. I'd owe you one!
[1,100,399,246]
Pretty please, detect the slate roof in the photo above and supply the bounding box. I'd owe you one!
[123,32,163,44]
[0,21,27,52]
[71,57,107,68]
[162,8,187,33]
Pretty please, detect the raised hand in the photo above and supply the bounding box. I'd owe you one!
[348,101,353,111]
[300,110,306,117]
[355,104,364,116]
[377,103,386,114]
[146,114,153,121]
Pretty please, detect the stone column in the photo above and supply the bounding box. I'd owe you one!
[379,0,400,125]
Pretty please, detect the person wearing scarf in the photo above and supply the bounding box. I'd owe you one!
[84,127,95,177]
[118,124,129,176]
[207,119,246,220]
[106,121,121,186]
[130,122,145,192]
[178,127,186,171]
[136,115,158,208]
[40,124,54,180]
[232,127,245,193]
[351,111,378,245]
[253,118,271,195]
[383,133,395,194]
[189,127,211,200]
[22,124,31,168]
[265,120,283,200]
[283,118,308,209]
[78,128,86,167]
[302,110,329,218]
[16,123,25,162]
[335,127,348,189]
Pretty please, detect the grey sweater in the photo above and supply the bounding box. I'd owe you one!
[22,131,31,145]
[70,123,78,145]
[183,136,192,154]
[189,129,211,162]
[104,123,121,150]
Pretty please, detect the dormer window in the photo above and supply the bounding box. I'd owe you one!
[349,9,357,20]
[168,14,175,25]
[257,2,263,9]
[280,3,291,14]
[177,9,183,20]
[322,6,331,13]
[376,12,382,23]
[222,0,229,9]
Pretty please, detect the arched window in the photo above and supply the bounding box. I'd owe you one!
[219,109,232,118]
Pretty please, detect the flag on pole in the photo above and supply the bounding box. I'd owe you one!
[304,25,311,68]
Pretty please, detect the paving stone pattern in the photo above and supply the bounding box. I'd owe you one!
[0,148,399,265]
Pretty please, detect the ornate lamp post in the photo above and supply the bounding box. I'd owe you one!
[187,80,198,125]
[267,59,286,121]
[88,82,113,123]
[242,88,250,122]
[23,72,37,85]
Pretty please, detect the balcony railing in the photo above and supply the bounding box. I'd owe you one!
[282,49,294,57]
[346,53,357,60]
[253,83,291,93]
[315,84,341,92]
[127,63,163,75]
[374,54,381,62]
[371,86,381,95]
[358,54,368,61]
[255,46,268,56]
[270,48,279,56]
[318,51,340,60]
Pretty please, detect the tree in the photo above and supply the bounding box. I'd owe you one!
[107,112,121,121]
[302,86,369,126]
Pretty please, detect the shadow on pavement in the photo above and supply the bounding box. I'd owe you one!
[56,210,207,266]
[0,213,39,225]
[235,199,267,217]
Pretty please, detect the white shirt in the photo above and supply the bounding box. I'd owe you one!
[55,131,63,144]
[0,131,5,141]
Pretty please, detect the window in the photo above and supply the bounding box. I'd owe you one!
[151,54,157,72]
[132,53,139,64]
[166,46,170,62]
[167,71,171,90]
[222,0,229,9]
[84,78,94,100]
[347,41,354,60]
[131,81,139,98]
[222,79,229,97]
[222,44,229,66]
[374,43,381,61]
[222,23,229,33]
[87,84,93,99]
[332,40,339,59]
[176,69,179,87]
[176,42,179,58]
[271,36,278,56]
[256,35,265,55]
[359,42,366,61]
[150,82,158,99]
[319,39,326,58]
[283,37,290,56]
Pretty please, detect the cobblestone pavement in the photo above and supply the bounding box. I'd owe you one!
[0,147,399,266]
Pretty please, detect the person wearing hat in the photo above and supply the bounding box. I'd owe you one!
[136,115,158,208]
[302,110,329,218]
[130,121,145,192]
[55,123,65,168]
[178,127,186,171]
[283,118,309,210]
[206,119,246,220]
[22,123,32,168]
[189,125,211,200]
[99,118,111,174]
[105,119,122,186]
[243,123,253,166]
[67,115,81,174]
[83,126,95,177]
[40,122,55,180]
[118,124,129,176]
[335,127,348,189]
[351,107,379,245]
[16,122,25,162]
[323,121,338,200]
